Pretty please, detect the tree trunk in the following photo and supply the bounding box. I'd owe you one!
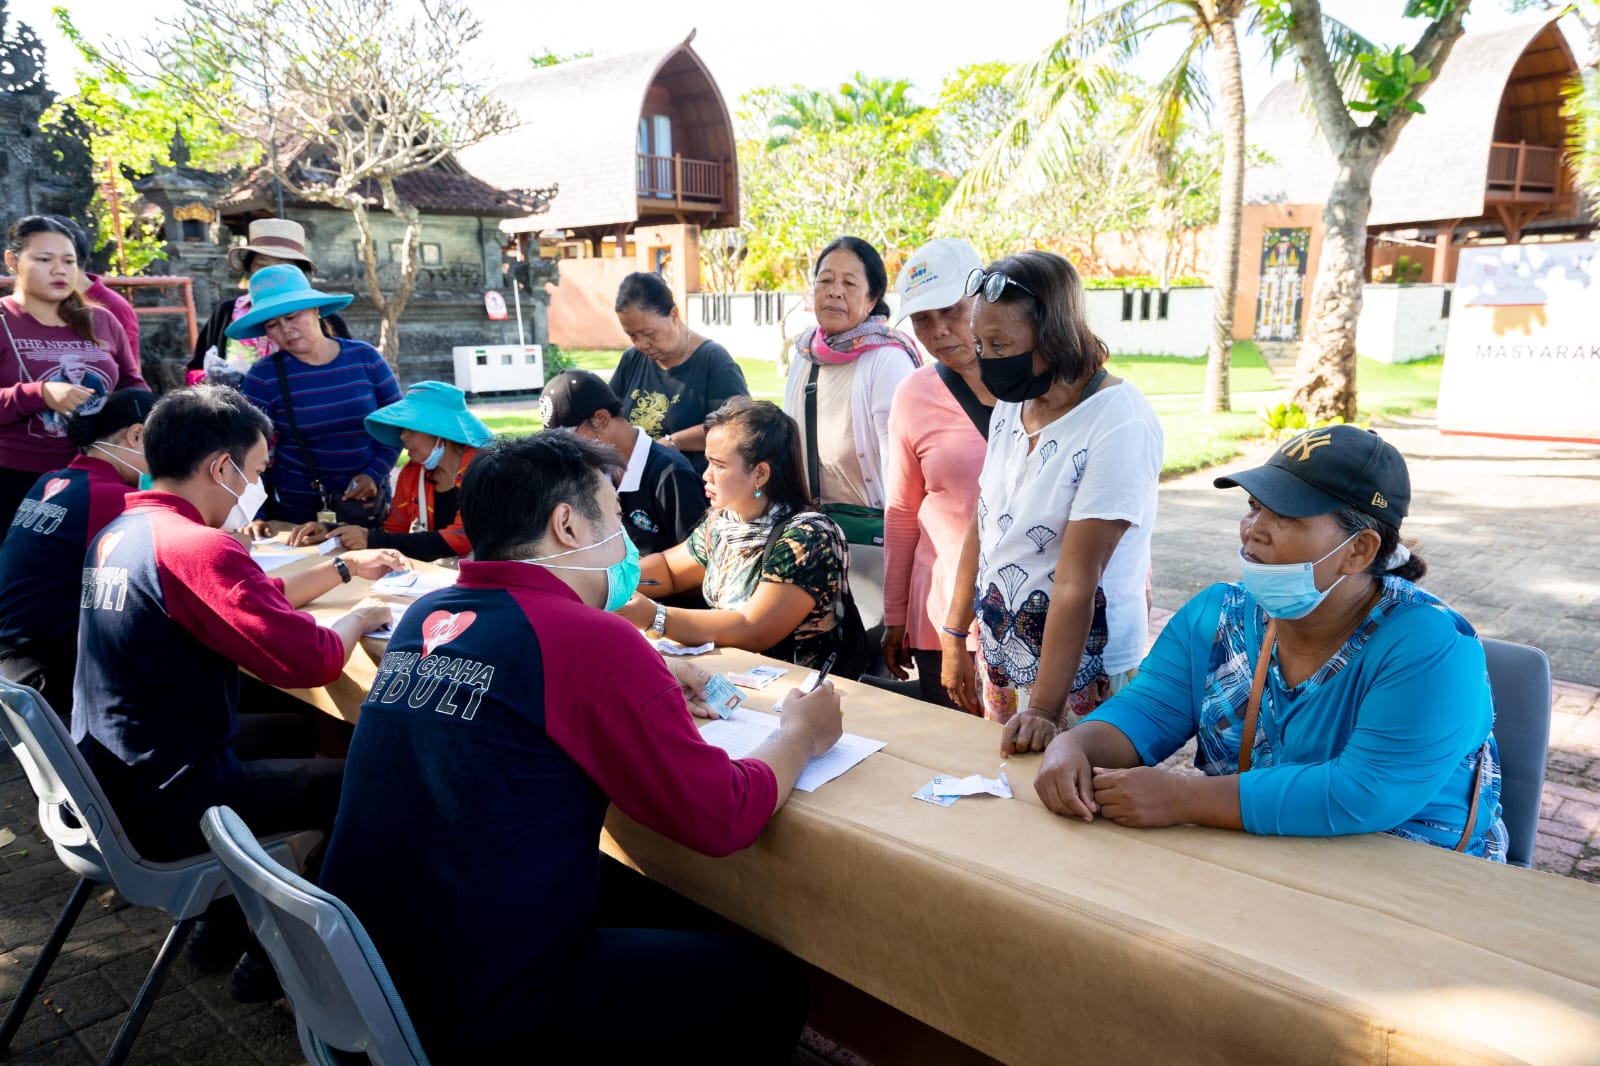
[1202,11,1247,415]
[1291,139,1381,422]
[348,198,392,360]
[376,176,424,368]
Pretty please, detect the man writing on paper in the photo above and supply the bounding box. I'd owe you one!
[74,386,404,865]
[320,431,842,1063]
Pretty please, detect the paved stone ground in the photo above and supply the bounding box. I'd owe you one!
[1151,412,1600,883]
[2,411,1594,1063]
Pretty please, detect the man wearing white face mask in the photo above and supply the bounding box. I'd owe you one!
[1030,425,1507,861]
[0,388,155,720]
[320,430,845,1062]
[73,385,407,874]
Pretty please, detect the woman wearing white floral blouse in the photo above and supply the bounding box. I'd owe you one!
[941,251,1163,755]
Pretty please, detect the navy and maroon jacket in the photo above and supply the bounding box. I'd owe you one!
[0,455,134,650]
[73,492,345,860]
[319,561,778,1056]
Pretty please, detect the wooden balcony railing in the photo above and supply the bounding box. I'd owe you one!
[637,153,726,207]
[1486,141,1563,201]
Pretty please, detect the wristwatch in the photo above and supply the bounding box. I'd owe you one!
[331,556,352,584]
[645,602,668,641]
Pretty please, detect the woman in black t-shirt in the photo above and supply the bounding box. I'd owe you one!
[609,272,748,475]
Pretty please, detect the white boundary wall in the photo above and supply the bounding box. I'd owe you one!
[686,287,1217,361]
[1356,284,1451,364]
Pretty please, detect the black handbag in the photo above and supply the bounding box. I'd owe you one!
[271,353,390,527]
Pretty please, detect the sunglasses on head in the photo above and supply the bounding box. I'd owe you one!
[965,267,1038,303]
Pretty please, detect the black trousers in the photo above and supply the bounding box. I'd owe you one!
[434,859,808,1065]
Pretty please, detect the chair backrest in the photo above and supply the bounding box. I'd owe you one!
[0,676,130,886]
[200,806,430,1066]
[1482,639,1553,868]
[0,678,242,917]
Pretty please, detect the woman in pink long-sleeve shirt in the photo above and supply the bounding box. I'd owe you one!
[883,239,995,708]
[0,216,144,539]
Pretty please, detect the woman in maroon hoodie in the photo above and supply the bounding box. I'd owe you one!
[0,215,145,539]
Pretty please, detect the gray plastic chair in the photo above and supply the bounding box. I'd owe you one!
[1482,639,1553,868]
[200,805,430,1066]
[0,678,321,1065]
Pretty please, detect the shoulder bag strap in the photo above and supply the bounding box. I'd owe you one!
[1,305,34,384]
[272,353,326,498]
[804,362,822,503]
[935,362,992,440]
[1454,740,1489,852]
[1238,618,1277,773]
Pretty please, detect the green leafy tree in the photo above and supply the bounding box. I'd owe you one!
[952,0,1251,413]
[104,0,521,363]
[734,80,950,291]
[41,8,250,274]
[1282,0,1469,421]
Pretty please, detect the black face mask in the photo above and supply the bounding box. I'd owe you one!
[979,350,1051,403]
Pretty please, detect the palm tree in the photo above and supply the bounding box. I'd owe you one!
[767,73,925,149]
[953,1,1367,415]
[955,0,1249,413]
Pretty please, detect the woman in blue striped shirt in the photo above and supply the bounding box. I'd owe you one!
[233,266,402,526]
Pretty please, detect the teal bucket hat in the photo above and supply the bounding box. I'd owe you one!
[365,381,493,450]
[224,264,355,340]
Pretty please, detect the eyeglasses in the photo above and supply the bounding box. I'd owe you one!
[965,267,1038,303]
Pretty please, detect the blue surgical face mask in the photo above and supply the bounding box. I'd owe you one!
[1238,532,1358,620]
[527,527,641,612]
[420,440,447,471]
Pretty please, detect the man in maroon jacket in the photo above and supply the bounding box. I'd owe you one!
[321,431,844,1063]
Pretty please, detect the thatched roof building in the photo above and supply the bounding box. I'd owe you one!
[458,31,739,247]
[1245,17,1587,254]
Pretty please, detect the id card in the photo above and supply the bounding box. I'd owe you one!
[701,673,746,719]
[317,509,337,525]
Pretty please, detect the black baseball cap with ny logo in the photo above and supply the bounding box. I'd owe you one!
[1213,424,1411,527]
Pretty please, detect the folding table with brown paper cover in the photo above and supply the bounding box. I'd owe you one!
[279,548,1600,1065]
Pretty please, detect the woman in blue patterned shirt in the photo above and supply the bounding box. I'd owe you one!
[1033,425,1505,860]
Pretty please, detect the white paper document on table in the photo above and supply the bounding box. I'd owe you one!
[370,569,456,597]
[249,545,301,573]
[698,709,885,792]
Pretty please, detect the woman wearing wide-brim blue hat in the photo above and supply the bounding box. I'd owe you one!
[224,264,355,340]
[236,265,403,531]
[285,381,492,563]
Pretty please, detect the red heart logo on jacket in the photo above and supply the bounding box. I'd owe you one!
[41,478,69,502]
[96,530,125,567]
[421,610,477,657]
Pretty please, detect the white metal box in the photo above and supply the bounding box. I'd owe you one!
[451,344,544,394]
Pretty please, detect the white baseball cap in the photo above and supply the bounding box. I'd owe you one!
[894,238,984,324]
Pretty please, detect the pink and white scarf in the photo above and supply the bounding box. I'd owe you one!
[795,315,922,368]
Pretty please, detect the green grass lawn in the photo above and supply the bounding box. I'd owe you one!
[473,345,1444,479]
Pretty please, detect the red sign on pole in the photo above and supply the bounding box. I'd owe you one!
[483,291,508,321]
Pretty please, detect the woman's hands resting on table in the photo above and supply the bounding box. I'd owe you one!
[1031,725,1189,828]
[286,521,328,547]
[1001,711,1060,756]
[286,522,370,550]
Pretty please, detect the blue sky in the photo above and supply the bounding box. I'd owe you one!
[11,0,1578,124]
